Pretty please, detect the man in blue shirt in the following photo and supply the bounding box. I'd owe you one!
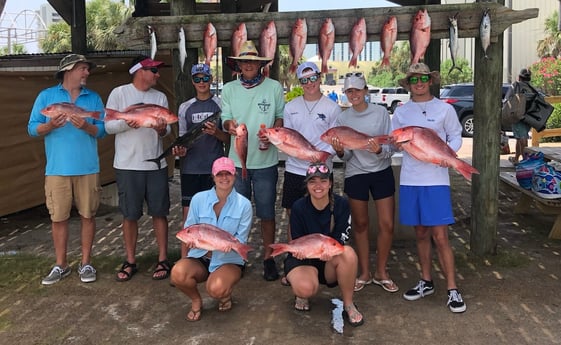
[28,54,106,285]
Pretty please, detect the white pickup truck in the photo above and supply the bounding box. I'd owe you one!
[370,87,410,113]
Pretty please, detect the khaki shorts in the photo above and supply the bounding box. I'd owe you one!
[45,174,101,222]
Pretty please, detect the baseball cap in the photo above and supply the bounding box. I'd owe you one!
[128,56,165,75]
[343,73,367,92]
[55,54,96,80]
[305,162,331,182]
[297,62,320,79]
[519,68,531,79]
[212,157,236,176]
[191,63,212,76]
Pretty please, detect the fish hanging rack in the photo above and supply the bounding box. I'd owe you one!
[115,2,538,50]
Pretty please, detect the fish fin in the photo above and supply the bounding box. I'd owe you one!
[235,243,254,261]
[454,160,480,181]
[269,244,288,257]
[145,158,162,169]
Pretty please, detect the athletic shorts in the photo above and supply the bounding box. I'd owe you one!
[281,171,306,209]
[283,255,338,288]
[115,168,170,220]
[234,165,278,220]
[45,174,101,222]
[344,166,395,201]
[399,185,455,226]
[180,174,214,207]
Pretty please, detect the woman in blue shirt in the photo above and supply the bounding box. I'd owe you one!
[170,157,252,322]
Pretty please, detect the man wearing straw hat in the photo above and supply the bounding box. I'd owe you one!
[222,40,285,281]
[391,63,467,313]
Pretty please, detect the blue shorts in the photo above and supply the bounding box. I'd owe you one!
[180,174,214,207]
[399,185,454,226]
[115,168,170,220]
[511,121,531,139]
[344,167,395,201]
[234,165,278,220]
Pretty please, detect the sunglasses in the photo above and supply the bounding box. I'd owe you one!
[193,75,211,83]
[299,74,320,84]
[142,67,159,74]
[408,75,431,84]
[307,163,329,175]
[346,72,364,78]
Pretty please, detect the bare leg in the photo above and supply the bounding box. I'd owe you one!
[348,198,370,282]
[414,226,433,281]
[80,216,95,265]
[152,216,170,279]
[261,219,275,259]
[171,258,208,320]
[374,196,395,281]
[116,218,138,280]
[52,220,69,268]
[431,225,458,290]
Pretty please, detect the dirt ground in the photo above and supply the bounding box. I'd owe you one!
[1,141,561,345]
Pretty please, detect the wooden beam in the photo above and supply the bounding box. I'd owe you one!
[114,3,538,50]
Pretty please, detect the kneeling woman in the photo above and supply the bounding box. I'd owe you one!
[171,157,253,321]
[284,162,363,326]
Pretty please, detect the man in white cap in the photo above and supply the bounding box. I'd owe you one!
[28,53,106,285]
[392,62,467,313]
[105,55,173,282]
[221,40,284,281]
[281,62,340,246]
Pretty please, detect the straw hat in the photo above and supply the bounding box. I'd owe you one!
[225,40,272,72]
[398,63,440,90]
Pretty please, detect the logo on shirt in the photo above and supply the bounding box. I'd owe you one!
[316,113,326,121]
[258,99,271,113]
[192,111,214,123]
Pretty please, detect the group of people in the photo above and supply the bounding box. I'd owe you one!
[28,41,466,327]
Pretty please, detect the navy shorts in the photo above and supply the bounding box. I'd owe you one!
[180,174,214,207]
[234,165,278,220]
[344,166,395,201]
[115,168,170,220]
[190,256,245,275]
[283,255,338,288]
[281,171,306,209]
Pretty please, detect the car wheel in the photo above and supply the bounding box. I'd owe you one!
[460,115,474,137]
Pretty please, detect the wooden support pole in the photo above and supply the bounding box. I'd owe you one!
[71,0,87,54]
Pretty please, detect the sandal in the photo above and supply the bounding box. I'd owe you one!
[115,261,138,282]
[342,304,364,327]
[353,276,372,292]
[152,259,172,280]
[372,277,399,293]
[294,297,310,311]
[186,309,202,322]
[218,297,232,312]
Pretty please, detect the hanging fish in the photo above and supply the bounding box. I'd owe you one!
[448,13,462,74]
[480,8,491,60]
[289,18,307,74]
[259,21,277,77]
[380,16,397,68]
[410,9,431,64]
[318,18,335,74]
[231,23,247,59]
[348,17,366,68]
[178,27,187,73]
[203,22,217,66]
[147,25,157,60]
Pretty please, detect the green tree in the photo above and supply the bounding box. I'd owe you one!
[368,41,410,87]
[0,44,27,55]
[439,58,473,85]
[39,0,132,53]
[537,11,561,58]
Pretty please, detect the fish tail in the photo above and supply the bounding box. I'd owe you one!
[289,62,297,74]
[145,158,162,169]
[321,61,328,74]
[103,108,118,121]
[318,151,331,163]
[381,57,390,68]
[455,161,480,181]
[235,243,254,261]
[269,243,289,257]
[263,65,270,77]
[375,135,392,145]
[90,111,102,120]
[348,56,357,68]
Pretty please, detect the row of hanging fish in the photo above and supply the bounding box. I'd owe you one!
[145,8,492,75]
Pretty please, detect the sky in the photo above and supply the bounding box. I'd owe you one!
[1,0,396,53]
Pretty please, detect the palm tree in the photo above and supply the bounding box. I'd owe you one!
[537,11,561,58]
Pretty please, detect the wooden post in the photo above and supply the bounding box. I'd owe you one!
[470,0,505,256]
[70,0,87,54]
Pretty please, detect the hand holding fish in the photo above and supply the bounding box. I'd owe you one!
[203,121,217,136]
[367,138,383,154]
[49,113,66,129]
[330,136,344,156]
[171,146,187,157]
[151,116,167,135]
[67,114,87,130]
[224,119,239,136]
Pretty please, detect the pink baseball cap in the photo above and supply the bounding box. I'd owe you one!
[212,157,236,176]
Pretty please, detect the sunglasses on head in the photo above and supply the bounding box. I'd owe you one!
[307,163,329,175]
[142,67,159,74]
[346,72,363,78]
[299,74,320,85]
[193,75,211,83]
[408,75,431,84]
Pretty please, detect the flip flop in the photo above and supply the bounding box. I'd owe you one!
[372,277,399,293]
[186,309,202,322]
[353,277,372,292]
[218,297,232,312]
[294,297,310,311]
[342,304,364,327]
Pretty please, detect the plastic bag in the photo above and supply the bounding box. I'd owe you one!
[516,151,545,190]
[531,164,561,199]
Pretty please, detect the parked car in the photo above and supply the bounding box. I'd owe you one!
[440,83,511,137]
[370,87,410,113]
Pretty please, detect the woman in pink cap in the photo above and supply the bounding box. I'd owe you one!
[171,157,253,321]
